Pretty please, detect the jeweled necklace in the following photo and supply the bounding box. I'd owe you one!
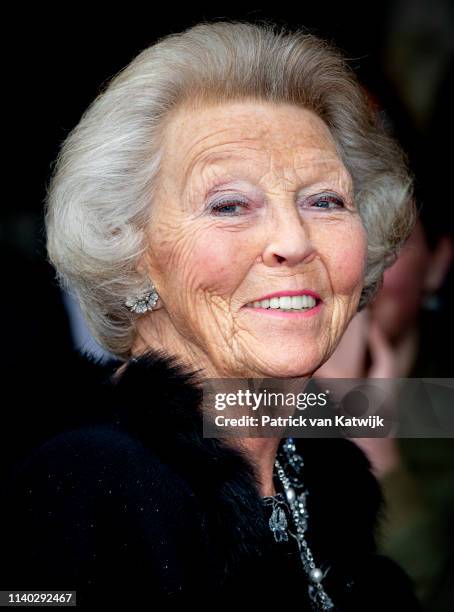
[268,438,335,611]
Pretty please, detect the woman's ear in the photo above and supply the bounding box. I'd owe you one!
[135,242,150,275]
[136,248,156,280]
[135,257,148,278]
[423,236,454,293]
[134,250,164,312]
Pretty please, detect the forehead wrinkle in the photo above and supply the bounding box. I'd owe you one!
[180,146,263,198]
[163,99,344,184]
[180,135,261,189]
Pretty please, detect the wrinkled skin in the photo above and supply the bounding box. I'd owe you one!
[134,100,368,379]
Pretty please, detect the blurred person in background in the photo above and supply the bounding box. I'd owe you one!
[314,64,454,611]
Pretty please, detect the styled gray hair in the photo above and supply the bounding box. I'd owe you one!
[45,20,415,360]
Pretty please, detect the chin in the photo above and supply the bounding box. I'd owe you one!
[265,367,315,379]
[254,354,322,379]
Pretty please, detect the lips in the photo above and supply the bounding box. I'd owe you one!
[247,289,322,303]
[243,289,323,314]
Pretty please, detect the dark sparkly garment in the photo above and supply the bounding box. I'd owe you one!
[0,349,422,609]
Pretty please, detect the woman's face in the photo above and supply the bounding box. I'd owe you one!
[140,100,367,377]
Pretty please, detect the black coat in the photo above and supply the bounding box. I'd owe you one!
[0,349,421,609]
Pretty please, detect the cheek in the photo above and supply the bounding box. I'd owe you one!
[153,221,257,307]
[187,231,256,297]
[321,222,367,294]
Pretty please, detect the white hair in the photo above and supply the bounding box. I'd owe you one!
[45,19,415,359]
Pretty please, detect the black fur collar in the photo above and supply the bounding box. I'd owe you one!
[104,348,384,586]
[108,349,270,579]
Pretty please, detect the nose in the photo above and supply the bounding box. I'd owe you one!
[261,203,316,268]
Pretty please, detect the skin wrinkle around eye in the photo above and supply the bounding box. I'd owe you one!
[209,193,347,217]
[189,156,355,208]
[208,188,350,210]
[186,169,356,223]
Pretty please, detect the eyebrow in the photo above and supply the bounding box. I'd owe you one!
[182,148,353,206]
[204,164,352,198]
[181,145,260,190]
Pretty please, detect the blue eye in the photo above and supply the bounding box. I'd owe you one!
[311,194,345,209]
[210,200,249,215]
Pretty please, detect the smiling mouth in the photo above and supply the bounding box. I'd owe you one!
[244,291,322,313]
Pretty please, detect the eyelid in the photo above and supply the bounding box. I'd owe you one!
[209,194,249,205]
[304,192,346,206]
[205,190,350,213]
[308,191,344,200]
[207,194,251,213]
[207,196,251,217]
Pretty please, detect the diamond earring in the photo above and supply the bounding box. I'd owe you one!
[125,280,159,314]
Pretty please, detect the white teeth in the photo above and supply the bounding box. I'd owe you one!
[292,296,303,309]
[246,295,317,310]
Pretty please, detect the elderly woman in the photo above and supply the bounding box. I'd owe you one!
[1,20,420,610]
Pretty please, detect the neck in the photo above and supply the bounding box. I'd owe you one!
[229,437,281,497]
